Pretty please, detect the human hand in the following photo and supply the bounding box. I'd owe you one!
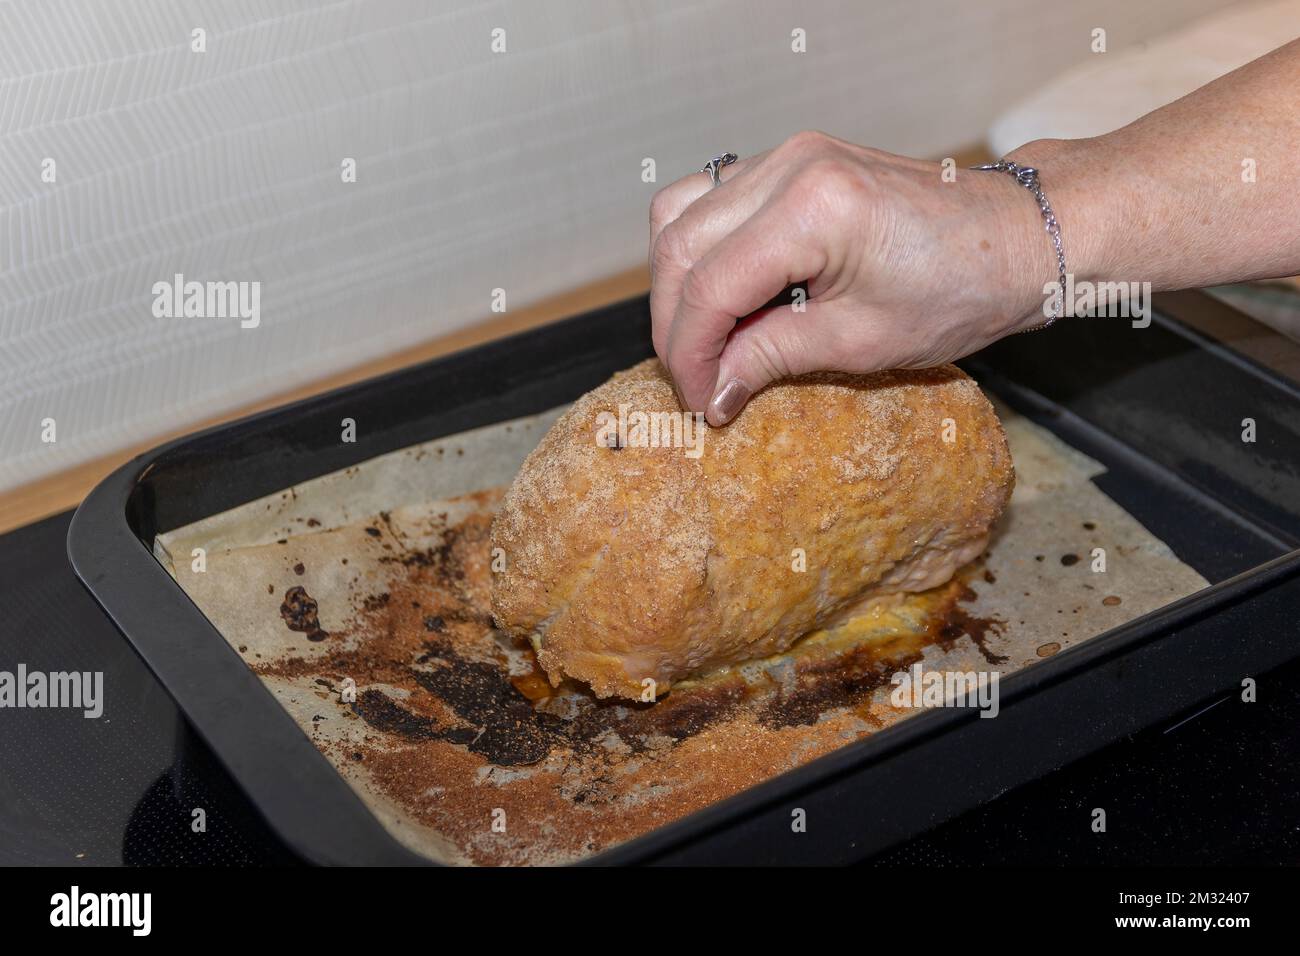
[648,130,1066,425]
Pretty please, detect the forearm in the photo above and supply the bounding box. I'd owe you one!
[1008,37,1300,317]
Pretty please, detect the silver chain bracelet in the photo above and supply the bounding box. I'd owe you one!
[970,159,1067,329]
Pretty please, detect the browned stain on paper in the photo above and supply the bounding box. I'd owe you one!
[253,489,1006,866]
[279,585,328,642]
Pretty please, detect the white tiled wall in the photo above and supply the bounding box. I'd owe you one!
[0,0,1237,491]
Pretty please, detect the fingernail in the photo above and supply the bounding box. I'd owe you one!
[708,378,751,426]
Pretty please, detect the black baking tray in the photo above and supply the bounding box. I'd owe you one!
[68,290,1300,865]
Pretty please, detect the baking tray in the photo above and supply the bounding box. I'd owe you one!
[68,290,1300,865]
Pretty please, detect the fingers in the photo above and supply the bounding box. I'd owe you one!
[648,153,758,257]
[660,197,829,419]
[649,132,873,421]
[709,301,857,425]
[649,161,778,359]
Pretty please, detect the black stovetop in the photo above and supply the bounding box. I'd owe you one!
[3,510,1298,866]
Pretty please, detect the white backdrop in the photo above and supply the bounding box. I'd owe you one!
[0,0,1237,492]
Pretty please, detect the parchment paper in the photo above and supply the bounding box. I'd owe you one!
[155,399,1208,865]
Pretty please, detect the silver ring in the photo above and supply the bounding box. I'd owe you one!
[700,152,738,188]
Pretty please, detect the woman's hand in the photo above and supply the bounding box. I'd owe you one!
[648,130,1065,425]
[651,38,1300,427]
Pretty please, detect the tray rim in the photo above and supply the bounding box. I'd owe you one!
[67,290,1300,866]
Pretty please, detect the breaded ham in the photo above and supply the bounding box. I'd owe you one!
[490,359,1014,700]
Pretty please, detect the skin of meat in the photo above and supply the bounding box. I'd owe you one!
[490,358,1014,700]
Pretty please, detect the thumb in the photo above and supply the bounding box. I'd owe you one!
[706,300,846,426]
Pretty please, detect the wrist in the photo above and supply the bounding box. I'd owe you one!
[998,136,1118,329]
